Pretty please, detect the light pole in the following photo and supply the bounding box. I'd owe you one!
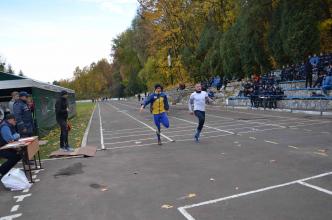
[168,48,173,85]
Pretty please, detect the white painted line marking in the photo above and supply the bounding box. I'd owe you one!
[98,103,105,150]
[22,189,30,193]
[33,170,41,174]
[249,137,256,140]
[0,213,22,220]
[170,116,235,135]
[103,127,146,133]
[10,205,19,212]
[107,103,174,142]
[103,132,153,140]
[298,181,332,195]
[264,140,279,145]
[104,136,157,145]
[288,145,298,149]
[105,141,170,150]
[14,194,31,202]
[32,175,37,179]
[35,179,40,182]
[81,104,96,147]
[178,171,332,220]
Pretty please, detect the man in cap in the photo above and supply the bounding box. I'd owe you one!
[55,90,73,151]
[13,91,34,137]
[140,84,170,145]
[0,114,22,179]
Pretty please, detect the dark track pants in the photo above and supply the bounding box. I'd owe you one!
[194,110,206,132]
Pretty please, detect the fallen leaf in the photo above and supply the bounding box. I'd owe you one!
[100,187,108,192]
[161,204,173,209]
[210,178,215,181]
[187,193,196,198]
[318,149,328,153]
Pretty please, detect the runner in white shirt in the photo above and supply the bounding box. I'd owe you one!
[188,83,213,142]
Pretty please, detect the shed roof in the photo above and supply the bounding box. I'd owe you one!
[0,72,74,93]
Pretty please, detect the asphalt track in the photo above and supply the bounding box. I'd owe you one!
[1,100,332,220]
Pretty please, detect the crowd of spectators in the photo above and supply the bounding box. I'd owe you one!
[238,74,284,109]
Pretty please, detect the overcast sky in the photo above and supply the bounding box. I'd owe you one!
[0,0,138,82]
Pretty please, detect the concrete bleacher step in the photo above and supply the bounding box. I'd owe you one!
[279,80,306,90]
[227,96,332,111]
[283,88,332,97]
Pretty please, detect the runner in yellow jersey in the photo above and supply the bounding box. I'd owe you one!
[140,84,170,145]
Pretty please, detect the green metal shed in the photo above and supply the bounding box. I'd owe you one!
[0,72,76,135]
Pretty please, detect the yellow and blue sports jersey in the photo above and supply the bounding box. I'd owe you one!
[143,92,169,115]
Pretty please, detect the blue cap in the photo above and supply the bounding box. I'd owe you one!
[19,91,29,97]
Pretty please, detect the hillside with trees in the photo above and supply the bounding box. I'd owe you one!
[59,0,332,99]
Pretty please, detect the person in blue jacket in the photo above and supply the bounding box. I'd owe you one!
[0,114,22,179]
[13,91,34,138]
[322,73,332,95]
[140,84,170,145]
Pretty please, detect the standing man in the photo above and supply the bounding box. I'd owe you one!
[8,91,19,114]
[140,84,170,145]
[13,91,34,138]
[55,90,73,152]
[0,114,22,179]
[188,83,213,142]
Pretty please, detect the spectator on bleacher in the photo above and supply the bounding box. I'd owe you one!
[325,62,332,75]
[8,91,19,114]
[305,60,313,88]
[322,72,332,95]
[313,70,326,88]
[309,54,320,67]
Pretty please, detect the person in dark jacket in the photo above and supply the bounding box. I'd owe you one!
[13,91,34,138]
[305,60,313,88]
[55,90,73,152]
[0,114,22,179]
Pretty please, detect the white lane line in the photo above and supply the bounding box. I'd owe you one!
[170,116,235,135]
[103,127,146,133]
[105,141,170,150]
[264,140,279,145]
[81,104,96,147]
[0,213,22,220]
[207,106,325,122]
[103,132,153,140]
[178,171,332,220]
[249,137,256,140]
[207,114,285,128]
[14,194,31,202]
[102,133,233,151]
[98,103,105,150]
[238,127,284,134]
[107,103,174,142]
[104,136,157,145]
[298,181,332,195]
[22,189,30,193]
[10,205,19,212]
[169,130,220,138]
[288,145,298,149]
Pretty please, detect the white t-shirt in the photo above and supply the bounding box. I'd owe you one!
[188,91,208,112]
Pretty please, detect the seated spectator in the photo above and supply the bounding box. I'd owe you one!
[325,62,332,75]
[0,114,22,180]
[322,73,332,95]
[313,70,326,88]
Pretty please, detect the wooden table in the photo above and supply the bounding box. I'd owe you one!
[1,136,42,183]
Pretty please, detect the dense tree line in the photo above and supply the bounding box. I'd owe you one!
[61,0,332,99]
